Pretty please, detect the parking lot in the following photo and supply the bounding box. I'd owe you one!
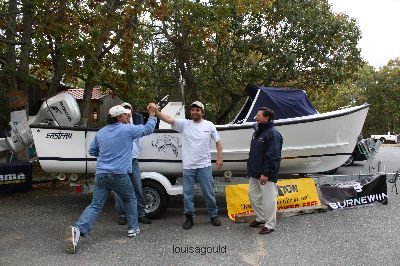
[1,145,400,266]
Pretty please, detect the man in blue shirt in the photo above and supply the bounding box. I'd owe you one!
[66,103,157,254]
[114,102,151,225]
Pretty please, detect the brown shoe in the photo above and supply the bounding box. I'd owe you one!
[258,227,274,234]
[249,220,265,227]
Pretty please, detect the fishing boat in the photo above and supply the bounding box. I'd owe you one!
[27,84,369,176]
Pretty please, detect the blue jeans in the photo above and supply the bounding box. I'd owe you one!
[75,173,138,234]
[183,166,218,218]
[114,159,146,218]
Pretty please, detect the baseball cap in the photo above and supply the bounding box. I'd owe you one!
[121,102,132,109]
[109,105,131,117]
[190,101,205,111]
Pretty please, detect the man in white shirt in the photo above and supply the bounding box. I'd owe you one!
[155,101,223,229]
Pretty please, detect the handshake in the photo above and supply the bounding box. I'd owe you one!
[146,103,159,116]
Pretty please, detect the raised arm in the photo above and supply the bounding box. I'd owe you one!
[155,108,176,125]
[147,103,157,117]
[129,103,158,139]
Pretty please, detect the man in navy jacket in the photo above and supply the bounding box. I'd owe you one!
[247,107,283,234]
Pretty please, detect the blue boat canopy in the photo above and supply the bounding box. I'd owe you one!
[232,84,318,123]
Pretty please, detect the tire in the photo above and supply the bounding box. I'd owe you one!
[343,155,355,166]
[380,137,385,143]
[142,180,169,219]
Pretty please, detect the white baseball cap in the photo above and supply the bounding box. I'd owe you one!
[121,102,132,109]
[109,105,131,117]
[190,101,205,111]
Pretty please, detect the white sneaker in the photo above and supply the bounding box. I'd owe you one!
[127,228,140,237]
[66,226,80,254]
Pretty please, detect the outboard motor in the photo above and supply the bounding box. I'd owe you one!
[1,93,81,153]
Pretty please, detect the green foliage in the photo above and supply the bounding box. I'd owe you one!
[0,70,10,129]
[142,0,363,123]
[306,60,400,136]
[367,59,400,134]
[0,0,372,126]
[309,64,373,113]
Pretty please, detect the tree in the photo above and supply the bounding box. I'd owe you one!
[310,63,373,113]
[18,0,34,115]
[0,0,17,128]
[0,0,34,126]
[145,0,362,123]
[368,58,400,134]
[64,0,147,126]
[311,59,400,136]
[0,0,364,127]
[31,0,71,97]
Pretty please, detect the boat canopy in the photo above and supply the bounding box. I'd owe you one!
[232,84,318,123]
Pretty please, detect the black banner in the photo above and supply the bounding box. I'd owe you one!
[0,161,32,194]
[317,174,387,210]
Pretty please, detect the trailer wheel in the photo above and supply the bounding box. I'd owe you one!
[142,180,169,219]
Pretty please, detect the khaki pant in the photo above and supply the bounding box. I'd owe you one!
[248,177,278,229]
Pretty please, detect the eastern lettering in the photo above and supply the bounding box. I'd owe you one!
[46,132,73,139]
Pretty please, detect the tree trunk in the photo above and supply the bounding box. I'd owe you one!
[174,40,197,106]
[215,93,244,124]
[5,0,18,92]
[79,0,126,127]
[18,0,34,117]
[47,42,65,97]
[80,75,94,127]
[47,0,67,97]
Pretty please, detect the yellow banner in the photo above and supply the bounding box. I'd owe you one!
[225,184,253,220]
[225,178,321,220]
[277,178,321,211]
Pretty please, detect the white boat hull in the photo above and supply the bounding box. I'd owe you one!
[30,104,369,176]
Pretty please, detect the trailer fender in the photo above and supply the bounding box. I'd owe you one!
[141,172,182,196]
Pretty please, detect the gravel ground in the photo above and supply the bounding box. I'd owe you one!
[0,145,399,266]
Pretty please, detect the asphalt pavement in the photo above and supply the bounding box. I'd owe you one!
[1,145,400,266]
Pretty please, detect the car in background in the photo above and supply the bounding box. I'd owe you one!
[371,131,400,144]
